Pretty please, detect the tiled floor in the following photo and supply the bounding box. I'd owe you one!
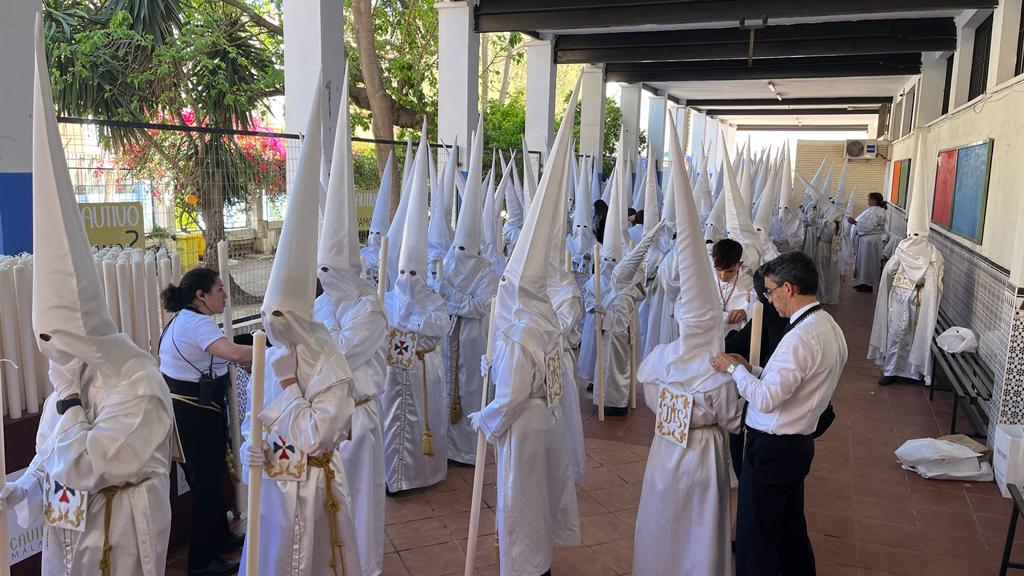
[167,283,1021,575]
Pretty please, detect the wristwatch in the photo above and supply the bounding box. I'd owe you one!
[56,398,83,415]
[726,363,738,375]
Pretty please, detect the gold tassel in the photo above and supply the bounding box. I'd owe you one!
[417,348,436,456]
[450,394,462,425]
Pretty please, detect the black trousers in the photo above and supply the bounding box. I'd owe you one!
[174,397,231,569]
[736,429,816,576]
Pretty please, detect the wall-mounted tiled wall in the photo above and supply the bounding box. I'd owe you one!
[887,209,1017,445]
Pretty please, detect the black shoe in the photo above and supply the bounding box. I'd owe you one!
[189,557,239,576]
[586,383,593,392]
[218,532,245,554]
[604,406,628,417]
[878,375,898,386]
[853,284,870,292]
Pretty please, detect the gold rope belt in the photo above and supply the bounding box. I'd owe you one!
[96,480,141,576]
[308,452,346,576]
[354,398,373,408]
[169,393,224,414]
[416,349,437,456]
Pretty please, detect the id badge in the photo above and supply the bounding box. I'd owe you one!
[655,386,694,448]
[263,433,308,481]
[386,329,419,369]
[43,473,88,532]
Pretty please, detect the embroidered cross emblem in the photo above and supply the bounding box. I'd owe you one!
[273,436,296,461]
[53,482,75,503]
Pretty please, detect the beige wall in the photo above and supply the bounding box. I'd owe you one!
[793,140,891,217]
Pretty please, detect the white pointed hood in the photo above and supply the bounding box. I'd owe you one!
[369,152,394,234]
[32,15,148,374]
[384,136,417,285]
[481,159,497,259]
[590,157,602,203]
[723,146,762,266]
[503,152,525,230]
[317,71,365,302]
[571,150,596,261]
[521,136,538,209]
[428,137,456,263]
[602,148,630,267]
[263,77,333,355]
[891,175,938,283]
[821,161,847,222]
[398,125,430,282]
[638,113,726,391]
[450,119,484,255]
[494,75,580,360]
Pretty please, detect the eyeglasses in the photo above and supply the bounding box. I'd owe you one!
[762,284,784,300]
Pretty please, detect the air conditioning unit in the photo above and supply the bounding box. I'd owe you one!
[845,139,877,159]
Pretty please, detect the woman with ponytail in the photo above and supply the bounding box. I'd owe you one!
[848,192,889,292]
[159,267,252,575]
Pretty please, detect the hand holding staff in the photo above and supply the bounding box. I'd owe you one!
[245,331,268,576]
[464,301,497,576]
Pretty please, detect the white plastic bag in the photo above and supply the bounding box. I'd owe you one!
[895,438,992,482]
[936,327,978,354]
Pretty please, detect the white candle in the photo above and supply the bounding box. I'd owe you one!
[245,331,267,576]
[749,301,764,369]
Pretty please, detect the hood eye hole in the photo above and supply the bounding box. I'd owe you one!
[40,333,52,342]
[409,270,418,277]
[320,266,329,272]
[399,269,406,275]
[500,276,507,282]
[272,310,285,317]
[458,246,465,251]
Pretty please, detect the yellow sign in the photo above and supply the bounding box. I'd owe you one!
[78,201,145,248]
[356,188,377,233]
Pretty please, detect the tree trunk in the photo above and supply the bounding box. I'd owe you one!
[480,33,489,104]
[498,38,513,105]
[351,0,400,214]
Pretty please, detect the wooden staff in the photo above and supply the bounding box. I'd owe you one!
[377,235,389,303]
[564,250,571,273]
[749,301,764,369]
[217,241,246,517]
[245,331,267,576]
[464,301,497,576]
[594,244,605,422]
[435,259,444,284]
[0,358,16,576]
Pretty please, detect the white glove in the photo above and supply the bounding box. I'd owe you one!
[480,355,492,379]
[0,477,31,513]
[468,412,483,434]
[271,349,298,382]
[241,440,264,468]
[49,358,84,401]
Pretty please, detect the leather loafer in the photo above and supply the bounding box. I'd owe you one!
[219,532,245,554]
[878,375,898,386]
[189,557,239,575]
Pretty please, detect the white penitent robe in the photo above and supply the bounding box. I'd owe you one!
[241,348,361,576]
[642,248,680,357]
[15,362,173,576]
[381,290,452,492]
[578,266,611,383]
[441,265,498,465]
[868,241,944,383]
[475,337,581,576]
[552,284,587,482]
[814,217,843,305]
[853,206,887,288]
[633,365,743,576]
[799,202,819,257]
[715,270,755,336]
[594,284,643,410]
[360,235,384,287]
[314,291,388,576]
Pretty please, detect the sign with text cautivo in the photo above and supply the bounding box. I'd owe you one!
[78,202,145,248]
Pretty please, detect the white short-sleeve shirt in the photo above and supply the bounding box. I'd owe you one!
[158,309,229,381]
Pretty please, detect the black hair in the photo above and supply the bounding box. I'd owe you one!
[758,251,819,296]
[868,192,888,210]
[161,267,220,313]
[633,209,644,226]
[712,238,743,269]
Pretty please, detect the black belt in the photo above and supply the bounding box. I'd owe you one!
[163,373,228,413]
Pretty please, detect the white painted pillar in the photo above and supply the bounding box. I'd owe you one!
[619,83,641,160]
[917,52,949,127]
[950,10,984,109]
[723,123,737,158]
[283,0,344,149]
[0,0,39,254]
[704,118,721,170]
[989,0,1024,89]
[670,104,689,149]
[437,0,479,170]
[580,64,606,161]
[525,39,556,165]
[690,110,707,164]
[646,95,667,168]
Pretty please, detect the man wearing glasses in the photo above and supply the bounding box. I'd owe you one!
[711,251,848,576]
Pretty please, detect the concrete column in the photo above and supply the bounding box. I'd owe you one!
[723,123,737,159]
[669,105,689,150]
[437,1,479,171]
[646,95,667,168]
[283,0,345,163]
[917,52,949,127]
[524,39,555,166]
[0,0,37,254]
[580,64,606,161]
[704,118,721,170]
[989,0,1024,89]
[619,83,641,161]
[950,10,991,109]
[690,110,707,164]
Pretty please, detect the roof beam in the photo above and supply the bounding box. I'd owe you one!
[476,0,996,33]
[555,18,956,63]
[702,108,880,116]
[605,54,921,83]
[736,124,870,131]
[684,97,893,107]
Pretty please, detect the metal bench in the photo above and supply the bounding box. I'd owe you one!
[929,309,993,439]
[1000,483,1024,575]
